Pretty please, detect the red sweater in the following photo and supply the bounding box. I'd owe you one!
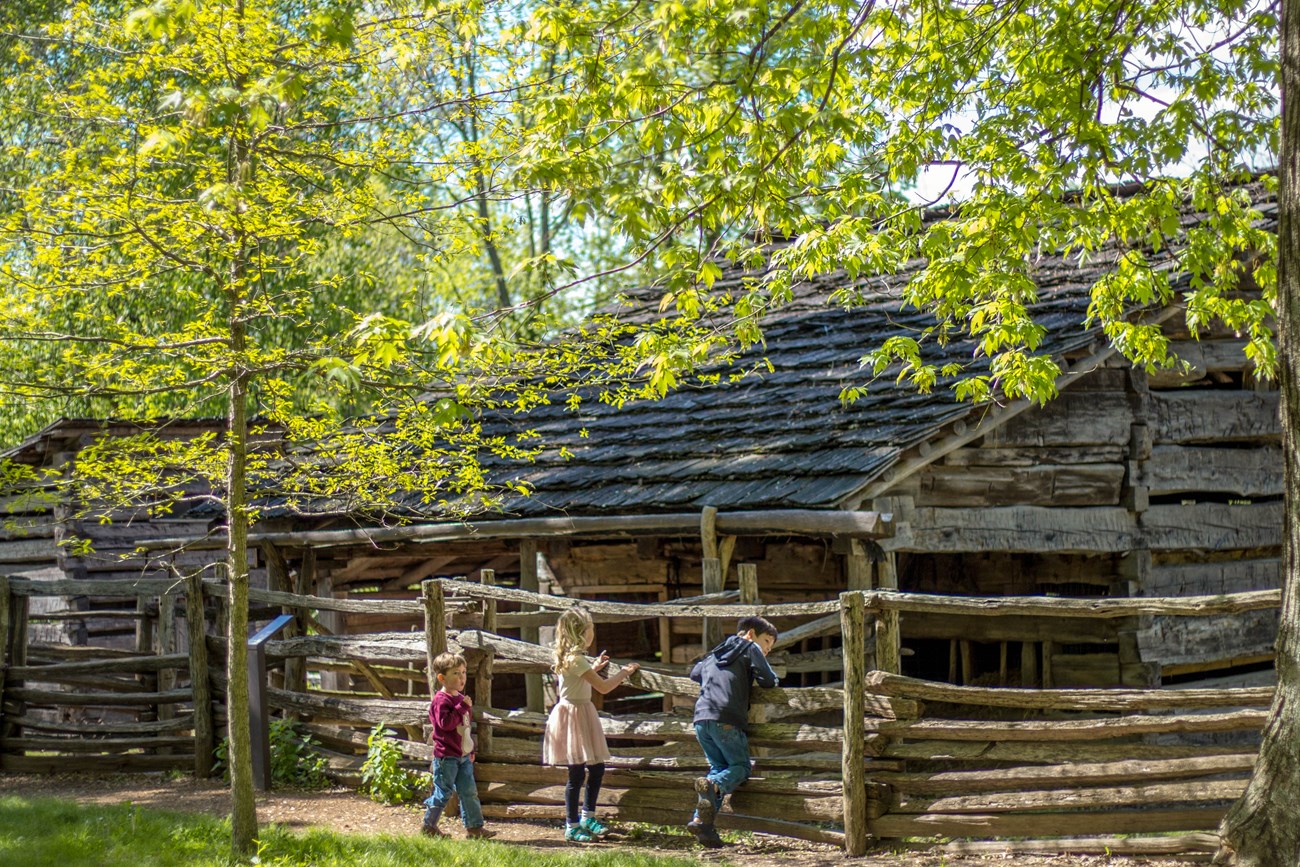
[429,690,473,758]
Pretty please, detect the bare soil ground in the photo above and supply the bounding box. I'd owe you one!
[0,773,1210,866]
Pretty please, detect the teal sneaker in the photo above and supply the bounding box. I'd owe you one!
[579,816,610,838]
[565,826,594,843]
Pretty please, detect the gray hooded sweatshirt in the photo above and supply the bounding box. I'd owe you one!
[690,635,779,732]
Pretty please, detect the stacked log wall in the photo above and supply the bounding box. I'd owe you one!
[873,329,1282,687]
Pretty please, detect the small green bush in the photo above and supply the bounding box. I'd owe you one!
[212,717,330,789]
[359,723,429,805]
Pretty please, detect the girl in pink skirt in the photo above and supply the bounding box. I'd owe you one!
[542,606,639,842]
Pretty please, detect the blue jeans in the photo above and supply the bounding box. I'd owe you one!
[423,755,484,829]
[693,721,752,820]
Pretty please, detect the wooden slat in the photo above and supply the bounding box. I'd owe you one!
[875,754,1256,795]
[882,741,1256,763]
[872,807,1226,838]
[480,802,846,847]
[896,778,1246,813]
[931,833,1220,857]
[438,577,840,618]
[478,780,843,822]
[866,670,1273,711]
[1,754,195,773]
[8,686,192,707]
[877,710,1266,741]
[0,736,195,753]
[2,712,194,734]
[863,589,1280,618]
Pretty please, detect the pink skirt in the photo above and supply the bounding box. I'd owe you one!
[542,700,611,766]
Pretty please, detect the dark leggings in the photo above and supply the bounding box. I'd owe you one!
[565,763,605,824]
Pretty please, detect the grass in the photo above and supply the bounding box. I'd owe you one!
[0,795,706,867]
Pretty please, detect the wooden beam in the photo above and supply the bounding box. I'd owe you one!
[146,508,894,551]
[1150,389,1280,444]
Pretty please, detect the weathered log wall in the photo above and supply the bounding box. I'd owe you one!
[873,331,1282,690]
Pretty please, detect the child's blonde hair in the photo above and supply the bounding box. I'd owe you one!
[432,651,467,679]
[553,607,593,674]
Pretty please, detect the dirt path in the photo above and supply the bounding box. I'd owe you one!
[0,773,1209,866]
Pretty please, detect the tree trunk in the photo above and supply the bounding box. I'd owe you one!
[1214,2,1300,862]
[225,331,258,855]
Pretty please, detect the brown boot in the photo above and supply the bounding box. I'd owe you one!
[421,822,447,838]
[467,826,497,840]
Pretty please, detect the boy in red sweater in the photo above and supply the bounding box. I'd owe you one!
[422,651,495,839]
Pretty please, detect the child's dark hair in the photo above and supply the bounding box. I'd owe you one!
[737,616,778,640]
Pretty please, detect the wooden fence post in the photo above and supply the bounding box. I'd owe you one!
[185,570,214,778]
[874,554,901,675]
[0,576,10,740]
[476,569,496,754]
[422,579,446,698]
[136,597,157,727]
[6,588,28,741]
[156,590,177,752]
[840,590,868,855]
[519,539,544,712]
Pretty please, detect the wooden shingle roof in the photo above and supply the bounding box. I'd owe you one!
[470,185,1276,518]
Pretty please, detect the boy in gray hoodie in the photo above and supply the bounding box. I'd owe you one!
[686,615,779,848]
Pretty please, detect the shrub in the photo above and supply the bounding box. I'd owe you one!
[212,717,330,789]
[359,723,429,805]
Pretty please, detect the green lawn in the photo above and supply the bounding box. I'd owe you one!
[0,795,705,867]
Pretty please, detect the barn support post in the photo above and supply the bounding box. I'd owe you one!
[738,563,759,604]
[185,568,214,778]
[700,506,723,651]
[840,590,869,855]
[874,554,901,675]
[519,539,544,712]
[422,579,446,697]
[476,569,497,754]
[846,539,872,593]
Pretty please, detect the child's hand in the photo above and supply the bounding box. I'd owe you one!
[623,663,640,676]
[595,651,610,671]
[463,695,473,708]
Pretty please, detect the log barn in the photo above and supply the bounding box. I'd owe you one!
[4,182,1280,701]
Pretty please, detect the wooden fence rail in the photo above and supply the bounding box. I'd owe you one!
[0,573,1281,856]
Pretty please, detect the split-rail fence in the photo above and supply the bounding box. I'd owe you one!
[0,571,1277,858]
